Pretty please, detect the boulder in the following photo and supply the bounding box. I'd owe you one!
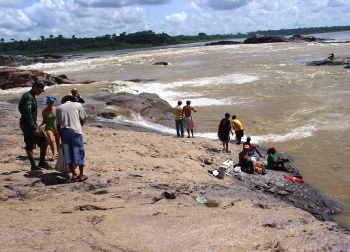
[289,35,325,42]
[243,34,288,44]
[153,62,168,65]
[0,67,95,90]
[89,92,174,128]
[205,41,242,46]
[0,55,62,67]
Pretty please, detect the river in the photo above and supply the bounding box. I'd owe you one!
[1,31,350,227]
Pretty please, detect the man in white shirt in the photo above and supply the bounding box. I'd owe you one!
[56,95,88,182]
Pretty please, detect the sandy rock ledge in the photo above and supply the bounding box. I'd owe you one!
[0,101,349,252]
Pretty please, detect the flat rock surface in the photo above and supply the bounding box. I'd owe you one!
[0,101,349,251]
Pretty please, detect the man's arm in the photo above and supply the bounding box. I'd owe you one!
[77,95,85,103]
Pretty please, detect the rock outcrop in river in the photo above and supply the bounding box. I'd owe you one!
[0,67,95,90]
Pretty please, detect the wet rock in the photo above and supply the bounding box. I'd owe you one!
[205,41,242,46]
[153,62,168,65]
[0,55,62,67]
[90,92,174,128]
[0,67,95,90]
[289,34,325,42]
[244,34,288,44]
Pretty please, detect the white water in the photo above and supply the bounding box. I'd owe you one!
[2,31,350,227]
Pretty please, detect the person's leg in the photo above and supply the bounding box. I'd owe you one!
[244,160,254,174]
[36,129,51,168]
[72,133,87,181]
[184,117,192,138]
[61,128,75,177]
[224,142,229,152]
[237,133,242,144]
[54,132,61,155]
[180,120,184,137]
[78,164,87,181]
[21,123,38,170]
[70,162,79,179]
[234,131,240,144]
[46,131,55,159]
[26,149,38,169]
[175,120,180,137]
[191,129,195,138]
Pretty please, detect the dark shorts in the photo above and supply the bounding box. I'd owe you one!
[20,122,50,151]
[219,134,230,143]
[235,130,244,138]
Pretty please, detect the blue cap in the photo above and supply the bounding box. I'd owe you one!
[225,112,230,117]
[44,95,57,103]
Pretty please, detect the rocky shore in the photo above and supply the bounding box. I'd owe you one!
[1,98,350,251]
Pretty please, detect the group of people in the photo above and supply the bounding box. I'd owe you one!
[173,100,197,138]
[18,81,88,182]
[216,112,291,175]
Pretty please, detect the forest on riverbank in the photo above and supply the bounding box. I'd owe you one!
[1,25,349,56]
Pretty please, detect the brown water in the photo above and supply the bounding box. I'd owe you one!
[2,36,350,227]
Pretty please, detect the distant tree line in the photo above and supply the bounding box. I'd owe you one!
[0,25,349,56]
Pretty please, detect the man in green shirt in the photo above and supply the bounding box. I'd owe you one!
[18,80,51,170]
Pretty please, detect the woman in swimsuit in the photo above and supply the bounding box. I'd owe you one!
[39,95,61,161]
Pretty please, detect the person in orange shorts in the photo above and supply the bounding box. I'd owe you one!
[39,95,61,161]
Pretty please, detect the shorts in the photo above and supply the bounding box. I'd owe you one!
[61,128,85,166]
[235,130,244,138]
[219,134,230,143]
[20,122,50,151]
[184,117,193,129]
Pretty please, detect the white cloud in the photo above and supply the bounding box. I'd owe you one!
[165,12,187,23]
[0,0,349,41]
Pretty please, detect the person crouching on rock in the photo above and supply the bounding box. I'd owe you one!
[238,145,255,174]
[266,147,292,172]
[243,136,265,158]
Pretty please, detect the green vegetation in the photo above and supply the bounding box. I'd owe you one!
[0,25,349,56]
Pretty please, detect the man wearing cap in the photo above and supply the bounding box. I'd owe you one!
[182,100,197,138]
[18,80,52,170]
[243,136,265,158]
[266,147,291,172]
[71,88,85,103]
[238,144,255,174]
[218,112,233,152]
[173,100,184,137]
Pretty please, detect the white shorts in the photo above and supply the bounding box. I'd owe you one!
[184,117,193,129]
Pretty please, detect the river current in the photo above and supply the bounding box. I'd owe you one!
[1,31,350,227]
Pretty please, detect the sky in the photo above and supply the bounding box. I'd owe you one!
[0,0,349,41]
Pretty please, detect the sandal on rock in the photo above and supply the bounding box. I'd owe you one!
[78,175,88,182]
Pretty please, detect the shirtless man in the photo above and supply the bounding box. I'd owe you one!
[182,100,197,138]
